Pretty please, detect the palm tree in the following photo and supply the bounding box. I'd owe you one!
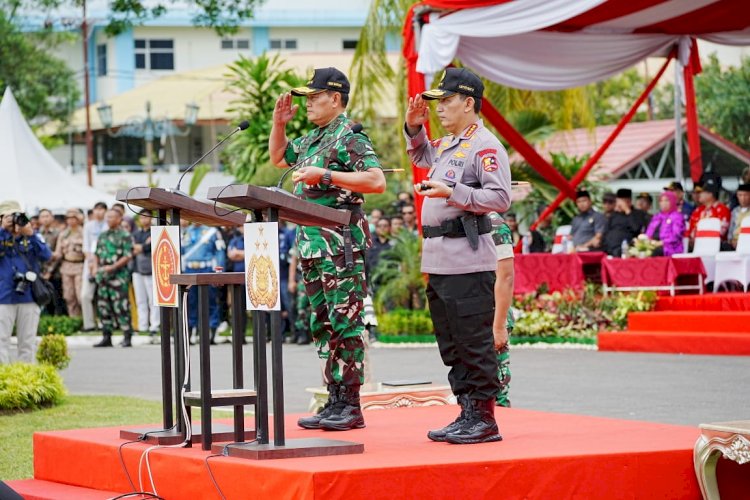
[371,230,426,311]
[222,53,311,184]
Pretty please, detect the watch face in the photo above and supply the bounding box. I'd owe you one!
[322,170,332,186]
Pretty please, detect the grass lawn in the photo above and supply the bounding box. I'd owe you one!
[0,395,165,481]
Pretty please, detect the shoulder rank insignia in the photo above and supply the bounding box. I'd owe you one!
[482,155,499,172]
[351,141,367,156]
[464,124,478,138]
[441,141,451,147]
[460,142,471,149]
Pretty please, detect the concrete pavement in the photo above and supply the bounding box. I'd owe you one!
[57,338,750,426]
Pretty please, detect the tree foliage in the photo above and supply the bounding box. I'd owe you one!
[695,54,750,151]
[586,67,674,125]
[372,230,426,311]
[2,0,265,37]
[0,12,80,125]
[222,53,312,184]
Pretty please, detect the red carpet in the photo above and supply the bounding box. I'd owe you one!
[599,295,750,355]
[656,292,750,311]
[7,406,749,499]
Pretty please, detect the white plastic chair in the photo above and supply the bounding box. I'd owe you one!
[673,217,721,284]
[713,217,750,291]
[551,225,571,254]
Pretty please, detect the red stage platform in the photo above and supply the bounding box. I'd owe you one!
[599,294,750,355]
[7,406,749,499]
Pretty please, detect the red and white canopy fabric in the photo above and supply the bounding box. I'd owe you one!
[402,0,750,220]
[409,0,750,91]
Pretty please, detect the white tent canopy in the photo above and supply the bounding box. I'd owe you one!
[0,87,112,214]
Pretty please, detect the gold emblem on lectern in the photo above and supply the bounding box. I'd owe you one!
[246,226,279,309]
[155,228,178,306]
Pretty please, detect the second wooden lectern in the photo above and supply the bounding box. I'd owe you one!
[207,184,365,459]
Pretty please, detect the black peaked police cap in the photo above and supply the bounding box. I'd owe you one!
[422,67,484,101]
[291,67,350,96]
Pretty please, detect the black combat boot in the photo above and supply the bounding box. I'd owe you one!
[297,384,339,429]
[210,327,217,345]
[93,330,113,348]
[427,394,471,442]
[445,399,502,445]
[119,329,133,347]
[319,385,365,431]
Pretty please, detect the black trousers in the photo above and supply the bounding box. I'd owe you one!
[427,271,500,401]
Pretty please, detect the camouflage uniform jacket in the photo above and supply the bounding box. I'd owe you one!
[94,228,133,283]
[489,213,515,331]
[284,113,382,260]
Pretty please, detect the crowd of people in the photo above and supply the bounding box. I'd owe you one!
[509,170,750,258]
[0,200,334,360]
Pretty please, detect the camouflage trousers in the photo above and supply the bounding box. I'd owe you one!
[496,340,511,407]
[294,284,311,335]
[96,277,132,332]
[301,252,366,386]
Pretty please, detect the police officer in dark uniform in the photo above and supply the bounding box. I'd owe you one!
[405,68,512,444]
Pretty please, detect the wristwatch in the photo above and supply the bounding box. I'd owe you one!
[321,169,333,187]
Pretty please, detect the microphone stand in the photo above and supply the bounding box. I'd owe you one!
[167,121,249,196]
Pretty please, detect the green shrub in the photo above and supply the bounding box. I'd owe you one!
[377,308,434,336]
[37,315,83,336]
[0,363,66,411]
[36,334,71,370]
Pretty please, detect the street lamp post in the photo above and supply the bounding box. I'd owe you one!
[97,101,199,185]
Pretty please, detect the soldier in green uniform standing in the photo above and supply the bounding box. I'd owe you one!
[92,209,134,348]
[489,212,515,407]
[269,67,386,431]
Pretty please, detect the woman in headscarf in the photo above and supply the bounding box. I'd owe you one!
[645,190,685,256]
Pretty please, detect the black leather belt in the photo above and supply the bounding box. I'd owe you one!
[423,215,492,239]
[339,203,364,215]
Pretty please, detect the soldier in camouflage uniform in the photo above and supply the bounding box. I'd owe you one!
[93,209,134,347]
[270,67,386,431]
[489,212,515,407]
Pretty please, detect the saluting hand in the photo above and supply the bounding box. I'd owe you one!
[405,94,429,135]
[273,92,299,126]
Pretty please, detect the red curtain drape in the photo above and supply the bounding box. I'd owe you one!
[683,38,703,183]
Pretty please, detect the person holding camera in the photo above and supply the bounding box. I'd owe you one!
[0,200,52,364]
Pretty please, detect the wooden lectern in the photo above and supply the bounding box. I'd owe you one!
[207,184,365,459]
[115,188,252,447]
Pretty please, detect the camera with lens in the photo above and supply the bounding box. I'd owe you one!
[12,212,29,227]
[13,271,30,295]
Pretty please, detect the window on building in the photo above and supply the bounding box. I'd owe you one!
[221,38,250,50]
[270,39,298,50]
[96,44,107,76]
[342,39,358,50]
[134,39,174,70]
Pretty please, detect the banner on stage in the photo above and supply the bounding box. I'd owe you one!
[244,222,280,311]
[151,225,181,308]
